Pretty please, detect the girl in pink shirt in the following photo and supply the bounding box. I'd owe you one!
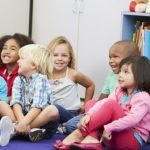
[55,56,150,150]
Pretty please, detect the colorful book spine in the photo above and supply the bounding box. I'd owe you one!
[143,30,150,60]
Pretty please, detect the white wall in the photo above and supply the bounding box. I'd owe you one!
[0,0,30,36]
[32,0,131,99]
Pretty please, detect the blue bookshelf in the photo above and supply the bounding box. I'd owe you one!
[121,11,150,40]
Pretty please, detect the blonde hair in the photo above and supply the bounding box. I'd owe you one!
[19,44,52,78]
[47,36,76,70]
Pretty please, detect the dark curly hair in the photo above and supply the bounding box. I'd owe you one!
[0,33,34,66]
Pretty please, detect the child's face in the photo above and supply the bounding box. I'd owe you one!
[18,51,36,77]
[1,39,20,66]
[53,43,70,72]
[118,64,135,94]
[109,45,129,74]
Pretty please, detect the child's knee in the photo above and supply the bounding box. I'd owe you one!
[45,105,59,120]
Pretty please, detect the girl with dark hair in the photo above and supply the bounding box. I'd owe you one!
[0,33,34,100]
[55,56,150,150]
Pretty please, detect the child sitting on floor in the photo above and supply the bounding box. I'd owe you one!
[0,44,55,146]
[45,36,95,132]
[55,56,150,150]
[63,40,140,134]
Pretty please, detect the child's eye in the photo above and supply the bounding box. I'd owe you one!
[2,46,7,50]
[10,46,18,51]
[124,70,128,74]
[62,54,68,57]
[53,54,58,57]
[11,47,18,51]
[11,48,17,51]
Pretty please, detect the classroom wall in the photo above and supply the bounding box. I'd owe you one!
[32,0,131,99]
[0,0,30,36]
[0,0,131,99]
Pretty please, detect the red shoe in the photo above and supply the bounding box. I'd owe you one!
[70,142,103,150]
[54,140,70,150]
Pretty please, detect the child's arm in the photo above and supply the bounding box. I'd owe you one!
[72,70,95,102]
[11,76,25,121]
[21,108,41,124]
[98,93,109,100]
[0,77,9,103]
[13,103,24,121]
[15,108,41,134]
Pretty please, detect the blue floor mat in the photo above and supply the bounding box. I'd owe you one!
[0,133,149,150]
[0,133,66,150]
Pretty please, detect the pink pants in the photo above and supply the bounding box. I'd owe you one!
[83,100,140,150]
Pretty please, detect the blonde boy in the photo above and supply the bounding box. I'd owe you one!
[0,44,56,146]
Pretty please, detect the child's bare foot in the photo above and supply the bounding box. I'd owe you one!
[63,129,84,145]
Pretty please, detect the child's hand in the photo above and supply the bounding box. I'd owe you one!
[15,120,30,135]
[77,114,90,131]
[102,130,112,140]
[80,106,85,114]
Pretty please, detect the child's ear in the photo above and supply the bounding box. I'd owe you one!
[31,63,37,70]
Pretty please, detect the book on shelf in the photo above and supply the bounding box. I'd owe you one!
[133,21,150,59]
[143,29,150,60]
[133,21,141,44]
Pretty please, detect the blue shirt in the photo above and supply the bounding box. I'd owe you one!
[0,76,8,103]
[10,73,52,113]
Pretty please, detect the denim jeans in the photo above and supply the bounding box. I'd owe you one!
[63,114,83,134]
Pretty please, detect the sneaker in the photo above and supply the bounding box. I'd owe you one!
[0,116,14,146]
[56,124,67,134]
[29,128,46,142]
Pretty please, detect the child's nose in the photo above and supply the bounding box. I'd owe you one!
[58,56,62,60]
[118,71,122,78]
[109,58,114,63]
[17,59,20,64]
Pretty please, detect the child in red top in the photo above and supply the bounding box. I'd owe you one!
[0,33,34,100]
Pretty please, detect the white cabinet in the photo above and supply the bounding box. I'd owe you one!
[32,0,130,98]
[0,0,30,36]
[32,0,78,51]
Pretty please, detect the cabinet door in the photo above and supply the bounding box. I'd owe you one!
[32,0,78,54]
[0,0,30,36]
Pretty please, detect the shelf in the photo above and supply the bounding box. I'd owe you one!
[121,11,150,40]
[122,11,150,17]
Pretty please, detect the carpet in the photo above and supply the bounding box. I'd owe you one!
[0,133,66,150]
[0,133,149,150]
